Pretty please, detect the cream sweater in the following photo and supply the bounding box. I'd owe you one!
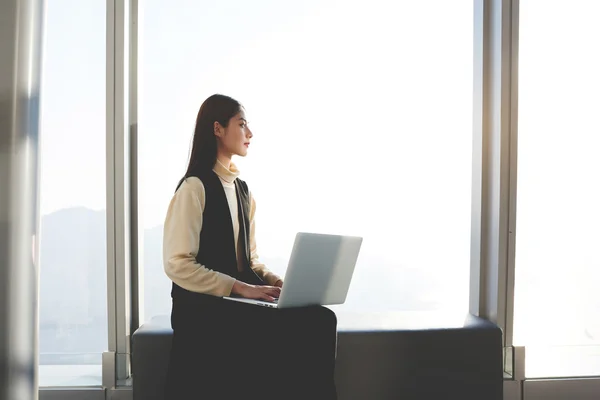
[163,161,282,297]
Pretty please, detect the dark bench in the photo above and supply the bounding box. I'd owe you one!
[131,311,503,399]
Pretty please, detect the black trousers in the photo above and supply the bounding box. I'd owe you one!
[164,294,338,400]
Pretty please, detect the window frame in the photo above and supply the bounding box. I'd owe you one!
[103,0,138,389]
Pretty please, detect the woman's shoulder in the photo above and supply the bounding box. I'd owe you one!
[181,176,204,187]
[170,177,207,211]
[176,176,206,196]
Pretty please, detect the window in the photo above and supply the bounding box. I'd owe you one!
[513,0,600,378]
[38,0,107,386]
[139,0,473,321]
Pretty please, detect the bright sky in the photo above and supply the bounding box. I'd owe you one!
[39,0,472,267]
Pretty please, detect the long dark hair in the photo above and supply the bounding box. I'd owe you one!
[183,94,243,180]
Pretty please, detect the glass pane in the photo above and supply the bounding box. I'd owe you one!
[140,0,473,322]
[38,0,107,386]
[513,0,600,378]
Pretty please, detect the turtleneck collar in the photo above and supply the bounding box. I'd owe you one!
[213,159,240,184]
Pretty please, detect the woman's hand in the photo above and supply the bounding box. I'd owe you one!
[231,281,281,302]
[274,279,283,288]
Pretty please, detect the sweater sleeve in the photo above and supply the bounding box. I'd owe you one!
[248,193,282,286]
[163,177,236,297]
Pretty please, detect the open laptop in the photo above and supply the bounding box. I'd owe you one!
[223,232,362,308]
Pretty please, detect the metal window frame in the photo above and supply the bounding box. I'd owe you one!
[505,0,520,354]
[523,379,600,400]
[505,0,522,382]
[470,0,518,376]
[39,388,105,400]
[38,387,133,400]
[129,0,142,340]
[105,0,138,390]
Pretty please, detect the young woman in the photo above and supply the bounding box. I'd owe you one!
[162,94,338,400]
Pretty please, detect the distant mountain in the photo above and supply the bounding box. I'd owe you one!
[40,207,106,325]
[39,207,107,355]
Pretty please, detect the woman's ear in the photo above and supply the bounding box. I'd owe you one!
[214,121,223,138]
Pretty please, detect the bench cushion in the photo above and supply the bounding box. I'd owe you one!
[132,312,502,400]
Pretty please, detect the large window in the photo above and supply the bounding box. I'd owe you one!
[139,0,474,322]
[38,0,107,387]
[513,0,600,378]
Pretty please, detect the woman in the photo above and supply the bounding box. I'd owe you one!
[163,94,338,400]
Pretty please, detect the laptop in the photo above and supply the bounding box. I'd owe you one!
[223,232,363,308]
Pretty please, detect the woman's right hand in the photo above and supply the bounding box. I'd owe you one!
[231,281,281,302]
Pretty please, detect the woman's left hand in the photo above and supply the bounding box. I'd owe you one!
[274,279,283,288]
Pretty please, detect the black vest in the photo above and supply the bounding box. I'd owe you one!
[171,170,264,304]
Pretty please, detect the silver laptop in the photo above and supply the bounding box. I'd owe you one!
[223,232,362,308]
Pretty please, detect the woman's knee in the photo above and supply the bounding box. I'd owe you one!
[313,306,337,330]
[324,306,338,324]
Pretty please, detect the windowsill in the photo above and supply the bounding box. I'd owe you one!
[39,364,102,387]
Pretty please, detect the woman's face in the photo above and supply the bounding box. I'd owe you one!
[216,110,253,158]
